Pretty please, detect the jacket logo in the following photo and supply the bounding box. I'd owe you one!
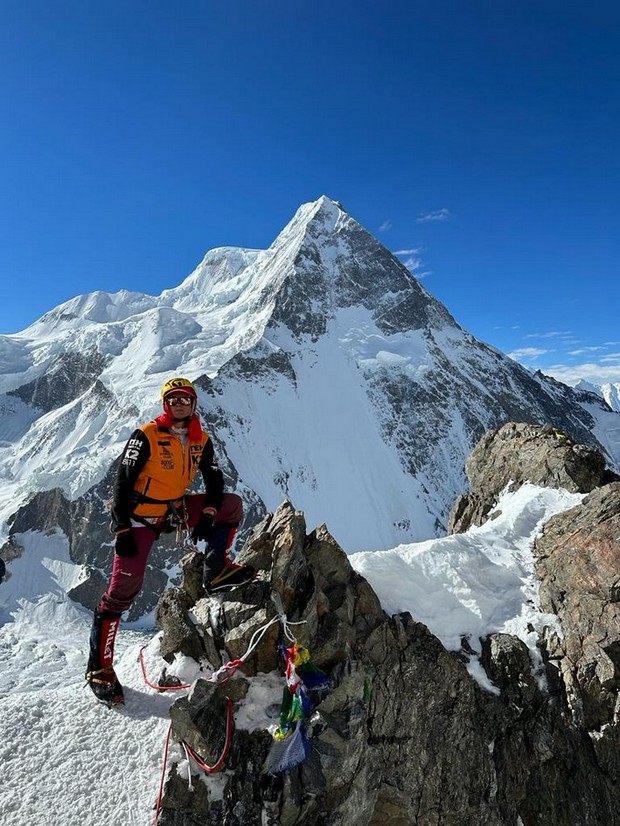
[190,444,202,467]
[122,439,142,466]
[159,444,174,470]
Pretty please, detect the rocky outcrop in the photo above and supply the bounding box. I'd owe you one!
[8,350,108,412]
[154,500,620,826]
[534,483,620,757]
[448,422,618,534]
[447,423,620,817]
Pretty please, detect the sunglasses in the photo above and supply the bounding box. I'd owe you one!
[167,396,194,406]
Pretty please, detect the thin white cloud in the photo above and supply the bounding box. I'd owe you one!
[392,247,430,278]
[416,208,450,223]
[541,362,620,387]
[378,220,392,232]
[507,332,620,386]
[402,256,431,279]
[524,331,573,340]
[508,347,549,360]
[568,346,605,356]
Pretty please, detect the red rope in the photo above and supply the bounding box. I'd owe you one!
[153,722,173,826]
[151,700,234,825]
[182,696,234,774]
[142,644,235,823]
[139,646,192,691]
[214,659,243,684]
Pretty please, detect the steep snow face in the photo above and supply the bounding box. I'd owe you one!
[205,297,619,551]
[601,383,620,412]
[0,196,618,553]
[206,318,441,549]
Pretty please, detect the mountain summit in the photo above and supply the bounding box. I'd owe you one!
[0,197,618,565]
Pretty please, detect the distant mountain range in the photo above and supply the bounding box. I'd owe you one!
[0,197,618,576]
[575,380,620,413]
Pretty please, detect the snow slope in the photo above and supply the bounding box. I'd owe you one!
[0,484,582,824]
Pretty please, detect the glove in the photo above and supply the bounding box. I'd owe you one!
[114,528,138,557]
[192,508,216,543]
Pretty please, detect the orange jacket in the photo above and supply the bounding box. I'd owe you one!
[111,418,225,527]
[129,420,209,518]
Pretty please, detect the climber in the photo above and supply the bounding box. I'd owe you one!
[85,376,254,706]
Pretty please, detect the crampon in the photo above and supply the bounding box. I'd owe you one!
[85,665,125,707]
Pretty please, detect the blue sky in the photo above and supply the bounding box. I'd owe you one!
[2,1,619,386]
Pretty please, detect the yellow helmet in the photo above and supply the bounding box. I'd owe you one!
[160,377,197,405]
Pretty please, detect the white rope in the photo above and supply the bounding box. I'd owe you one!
[270,591,306,643]
[207,593,307,683]
[181,741,194,791]
[244,614,282,660]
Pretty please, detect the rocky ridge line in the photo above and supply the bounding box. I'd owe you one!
[154,423,620,826]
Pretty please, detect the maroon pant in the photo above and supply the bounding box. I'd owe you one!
[97,493,243,615]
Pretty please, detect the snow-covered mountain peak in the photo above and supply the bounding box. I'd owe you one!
[246,195,456,343]
[276,194,345,240]
[575,379,620,413]
[0,196,618,552]
[24,289,160,337]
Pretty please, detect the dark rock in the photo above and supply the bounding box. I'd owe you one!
[67,567,108,609]
[180,550,205,604]
[156,587,205,663]
[221,603,281,676]
[169,679,232,766]
[157,763,218,826]
[480,633,539,708]
[0,536,25,567]
[222,728,282,825]
[8,488,74,536]
[8,350,108,412]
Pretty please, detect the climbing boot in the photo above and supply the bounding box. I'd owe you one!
[86,610,124,706]
[203,523,255,593]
